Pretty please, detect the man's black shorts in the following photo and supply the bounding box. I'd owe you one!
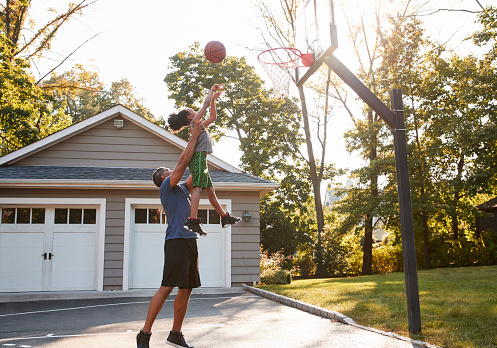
[161,238,201,289]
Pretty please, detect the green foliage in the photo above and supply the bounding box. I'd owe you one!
[260,248,292,285]
[431,230,497,268]
[293,249,316,278]
[0,30,69,155]
[42,64,157,123]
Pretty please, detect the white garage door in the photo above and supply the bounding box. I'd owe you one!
[128,203,227,289]
[0,206,100,292]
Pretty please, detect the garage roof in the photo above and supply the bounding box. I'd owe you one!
[0,166,278,195]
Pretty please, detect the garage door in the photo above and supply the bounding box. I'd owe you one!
[128,203,227,289]
[0,206,100,292]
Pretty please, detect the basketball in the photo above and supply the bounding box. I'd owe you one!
[204,41,226,63]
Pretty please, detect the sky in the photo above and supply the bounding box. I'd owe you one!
[28,0,487,192]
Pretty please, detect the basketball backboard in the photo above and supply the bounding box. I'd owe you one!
[295,0,338,86]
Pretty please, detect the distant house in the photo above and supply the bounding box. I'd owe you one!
[476,197,497,236]
[0,105,278,292]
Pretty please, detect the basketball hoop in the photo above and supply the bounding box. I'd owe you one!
[258,47,313,98]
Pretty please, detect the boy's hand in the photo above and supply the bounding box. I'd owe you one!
[212,90,223,101]
[212,83,224,92]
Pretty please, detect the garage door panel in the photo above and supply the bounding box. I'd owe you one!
[51,232,96,290]
[129,232,165,289]
[0,232,44,292]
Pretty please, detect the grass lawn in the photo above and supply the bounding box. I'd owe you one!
[258,265,497,348]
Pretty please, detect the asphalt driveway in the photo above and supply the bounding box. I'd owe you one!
[0,289,428,348]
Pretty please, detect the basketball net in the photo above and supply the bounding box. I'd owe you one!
[258,48,306,98]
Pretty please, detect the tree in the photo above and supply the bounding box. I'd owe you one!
[254,0,340,275]
[0,28,70,155]
[0,1,98,154]
[42,64,156,123]
[0,0,98,78]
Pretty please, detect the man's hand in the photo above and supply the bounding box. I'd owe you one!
[190,121,205,139]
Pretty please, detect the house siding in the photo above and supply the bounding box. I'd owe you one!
[14,118,184,168]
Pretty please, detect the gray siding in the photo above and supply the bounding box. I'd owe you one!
[15,118,184,168]
[214,191,261,286]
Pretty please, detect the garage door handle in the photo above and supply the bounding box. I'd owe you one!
[42,253,54,260]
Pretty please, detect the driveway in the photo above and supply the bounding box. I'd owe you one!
[0,289,429,347]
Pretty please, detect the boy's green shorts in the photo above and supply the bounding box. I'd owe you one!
[189,152,213,189]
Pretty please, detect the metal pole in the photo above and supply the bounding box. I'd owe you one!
[390,89,422,333]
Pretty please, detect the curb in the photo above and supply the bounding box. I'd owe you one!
[242,284,441,348]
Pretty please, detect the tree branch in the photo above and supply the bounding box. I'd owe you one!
[35,32,101,85]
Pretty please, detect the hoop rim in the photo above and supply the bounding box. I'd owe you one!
[257,47,303,65]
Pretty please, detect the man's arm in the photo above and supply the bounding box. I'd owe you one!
[168,122,205,188]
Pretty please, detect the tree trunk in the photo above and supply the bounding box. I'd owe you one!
[421,210,431,269]
[298,85,325,275]
[363,214,373,275]
[451,154,465,240]
[362,110,377,275]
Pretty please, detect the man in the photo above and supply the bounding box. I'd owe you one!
[136,85,223,348]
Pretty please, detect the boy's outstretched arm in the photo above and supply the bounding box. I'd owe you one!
[190,84,223,126]
[202,90,222,128]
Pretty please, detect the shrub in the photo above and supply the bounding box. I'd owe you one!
[260,247,292,285]
[294,250,316,278]
[372,244,404,273]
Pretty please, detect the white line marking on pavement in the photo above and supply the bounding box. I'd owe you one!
[0,295,259,318]
[0,319,312,344]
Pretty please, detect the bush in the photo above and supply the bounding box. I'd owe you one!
[294,250,316,278]
[260,247,292,285]
[372,244,404,273]
[431,230,497,268]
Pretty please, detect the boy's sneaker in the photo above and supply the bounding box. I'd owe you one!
[136,329,151,348]
[221,212,242,227]
[166,330,194,348]
[184,218,207,236]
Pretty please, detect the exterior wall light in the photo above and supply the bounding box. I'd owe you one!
[242,210,252,222]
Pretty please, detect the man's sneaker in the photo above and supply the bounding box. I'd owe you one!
[166,330,194,348]
[184,218,207,236]
[221,212,242,227]
[136,329,151,348]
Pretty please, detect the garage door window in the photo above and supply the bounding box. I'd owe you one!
[197,209,220,225]
[135,208,166,224]
[1,208,46,224]
[54,208,97,224]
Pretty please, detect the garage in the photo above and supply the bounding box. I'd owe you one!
[0,199,106,292]
[124,198,231,290]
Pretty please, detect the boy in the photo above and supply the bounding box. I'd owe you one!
[167,84,241,235]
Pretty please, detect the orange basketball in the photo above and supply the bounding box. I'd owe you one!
[204,41,226,63]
